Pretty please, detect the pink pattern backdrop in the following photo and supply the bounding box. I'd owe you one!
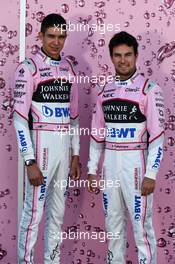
[0,0,175,263]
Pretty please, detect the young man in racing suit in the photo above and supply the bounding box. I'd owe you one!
[13,14,80,263]
[87,31,165,264]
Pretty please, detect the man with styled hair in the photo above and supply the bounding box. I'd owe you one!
[88,31,165,263]
[13,13,80,263]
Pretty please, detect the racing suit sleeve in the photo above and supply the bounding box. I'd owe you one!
[144,84,165,180]
[88,93,105,175]
[69,69,80,156]
[13,62,35,161]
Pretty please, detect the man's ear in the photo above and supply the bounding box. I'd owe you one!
[38,32,43,41]
[110,55,114,64]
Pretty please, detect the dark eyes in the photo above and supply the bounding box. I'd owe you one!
[114,53,132,57]
[114,54,120,57]
[59,35,66,39]
[46,34,55,39]
[47,35,66,39]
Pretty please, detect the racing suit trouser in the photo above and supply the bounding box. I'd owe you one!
[102,149,156,264]
[18,132,71,264]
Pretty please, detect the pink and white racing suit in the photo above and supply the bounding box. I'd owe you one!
[13,49,79,264]
[88,72,165,264]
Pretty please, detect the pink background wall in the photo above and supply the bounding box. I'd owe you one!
[0,0,19,262]
[0,0,175,263]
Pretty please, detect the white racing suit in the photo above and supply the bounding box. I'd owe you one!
[13,49,79,263]
[88,72,165,264]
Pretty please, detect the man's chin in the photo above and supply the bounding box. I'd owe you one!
[50,51,61,58]
[51,50,60,54]
[117,71,131,77]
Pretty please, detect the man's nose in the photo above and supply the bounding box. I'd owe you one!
[54,38,59,45]
[120,56,125,63]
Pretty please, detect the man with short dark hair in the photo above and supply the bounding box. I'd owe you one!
[88,31,165,263]
[13,13,80,263]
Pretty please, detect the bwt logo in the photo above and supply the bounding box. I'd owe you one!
[135,195,141,221]
[42,106,70,118]
[39,176,47,201]
[152,147,163,169]
[107,127,136,138]
[18,130,27,152]
[103,193,108,217]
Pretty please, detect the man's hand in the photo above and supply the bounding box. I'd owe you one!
[70,155,80,180]
[141,177,156,196]
[27,163,45,186]
[87,174,98,193]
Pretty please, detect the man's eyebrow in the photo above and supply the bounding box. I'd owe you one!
[113,52,122,55]
[114,52,133,55]
[47,33,67,37]
[46,33,55,37]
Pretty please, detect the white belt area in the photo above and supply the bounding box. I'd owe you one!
[32,122,70,131]
[105,141,147,151]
